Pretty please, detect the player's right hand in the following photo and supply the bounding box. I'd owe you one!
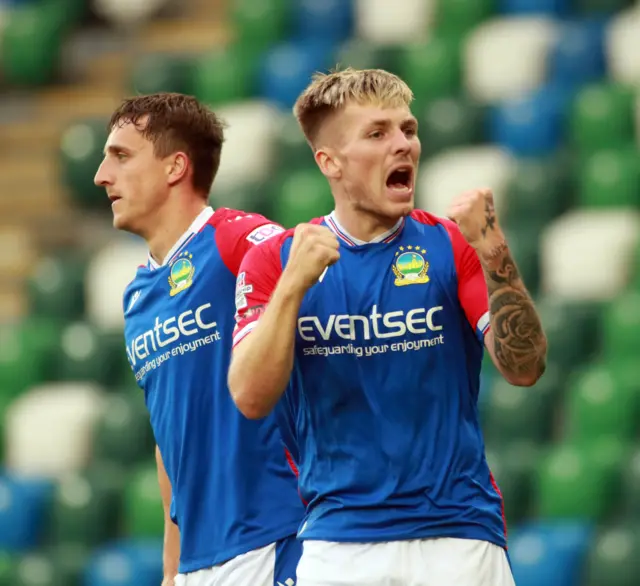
[283,224,340,292]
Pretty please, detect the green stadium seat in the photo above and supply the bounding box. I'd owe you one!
[621,449,640,519]
[49,467,123,546]
[191,45,255,106]
[54,323,125,388]
[571,83,634,152]
[399,35,462,109]
[603,292,640,360]
[59,119,109,210]
[503,226,540,295]
[129,53,192,95]
[503,157,571,232]
[209,181,270,217]
[1,5,63,86]
[536,439,625,520]
[270,168,334,228]
[15,552,60,586]
[483,372,558,445]
[578,147,640,208]
[232,0,291,53]
[335,40,401,73]
[47,544,88,586]
[0,552,15,586]
[584,525,640,586]
[92,393,155,467]
[566,363,638,444]
[27,253,86,321]
[274,115,314,172]
[0,319,59,400]
[419,97,485,157]
[575,0,634,15]
[435,0,494,34]
[123,462,164,538]
[486,442,539,525]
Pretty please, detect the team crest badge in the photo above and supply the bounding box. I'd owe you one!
[168,252,195,296]
[392,246,429,286]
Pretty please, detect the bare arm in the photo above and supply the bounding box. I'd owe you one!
[156,446,180,585]
[228,276,305,419]
[477,203,547,386]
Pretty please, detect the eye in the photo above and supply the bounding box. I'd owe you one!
[404,127,417,138]
[368,130,383,139]
[116,152,128,161]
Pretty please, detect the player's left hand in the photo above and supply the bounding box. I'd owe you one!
[446,188,505,252]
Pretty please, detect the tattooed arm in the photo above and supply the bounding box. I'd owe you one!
[448,189,547,387]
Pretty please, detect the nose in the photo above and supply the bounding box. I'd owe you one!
[94,159,111,187]
[391,128,412,156]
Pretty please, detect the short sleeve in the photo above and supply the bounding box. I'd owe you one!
[232,235,285,347]
[441,219,490,342]
[213,208,284,276]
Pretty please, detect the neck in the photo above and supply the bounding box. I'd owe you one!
[145,197,208,265]
[333,201,402,243]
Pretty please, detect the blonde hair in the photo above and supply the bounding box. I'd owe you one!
[293,67,414,147]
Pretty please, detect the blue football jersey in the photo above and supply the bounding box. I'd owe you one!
[123,207,304,573]
[233,210,506,548]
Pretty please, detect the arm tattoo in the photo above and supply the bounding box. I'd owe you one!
[480,203,547,383]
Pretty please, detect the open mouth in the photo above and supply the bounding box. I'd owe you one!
[386,166,413,192]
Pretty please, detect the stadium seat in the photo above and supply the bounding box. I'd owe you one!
[84,237,148,332]
[503,156,571,231]
[0,319,59,400]
[54,322,126,388]
[191,46,256,106]
[92,0,167,28]
[49,466,123,546]
[83,540,163,586]
[214,101,281,191]
[603,291,640,360]
[621,448,640,519]
[464,17,559,102]
[0,552,14,586]
[435,0,494,34]
[486,442,540,523]
[548,18,607,87]
[584,524,640,586]
[208,181,270,217]
[570,83,634,152]
[27,253,86,321]
[605,7,640,85]
[419,97,486,157]
[128,53,191,95]
[565,363,637,444]
[576,0,634,16]
[270,168,334,228]
[274,115,315,172]
[490,82,572,157]
[505,225,543,293]
[123,463,163,538]
[540,209,640,300]
[14,552,61,586]
[500,0,569,14]
[416,146,515,217]
[578,147,640,208]
[399,34,462,108]
[232,0,291,53]
[536,439,624,520]
[1,4,62,86]
[92,393,154,467]
[354,0,435,45]
[59,118,110,210]
[0,472,52,552]
[42,544,89,586]
[4,383,105,477]
[510,521,594,586]
[334,39,401,73]
[258,41,333,110]
[292,0,353,43]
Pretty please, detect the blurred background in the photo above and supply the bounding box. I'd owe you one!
[0,0,639,584]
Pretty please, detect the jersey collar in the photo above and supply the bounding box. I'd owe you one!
[147,206,214,270]
[324,211,405,247]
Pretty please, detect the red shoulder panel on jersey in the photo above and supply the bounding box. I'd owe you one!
[411,210,490,339]
[207,207,284,277]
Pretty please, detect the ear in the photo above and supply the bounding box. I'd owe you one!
[166,152,189,186]
[315,148,341,180]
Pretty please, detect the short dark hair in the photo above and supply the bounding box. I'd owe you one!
[108,93,225,195]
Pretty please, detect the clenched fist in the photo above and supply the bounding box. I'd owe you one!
[446,188,505,252]
[283,224,340,292]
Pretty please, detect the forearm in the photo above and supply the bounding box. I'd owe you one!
[478,235,547,386]
[228,275,305,419]
[156,446,180,582]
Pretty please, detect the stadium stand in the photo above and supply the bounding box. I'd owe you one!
[0,0,639,584]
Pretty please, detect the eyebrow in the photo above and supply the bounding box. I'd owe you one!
[103,144,133,156]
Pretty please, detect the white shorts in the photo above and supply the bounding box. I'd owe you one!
[296,538,515,586]
[175,536,301,586]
